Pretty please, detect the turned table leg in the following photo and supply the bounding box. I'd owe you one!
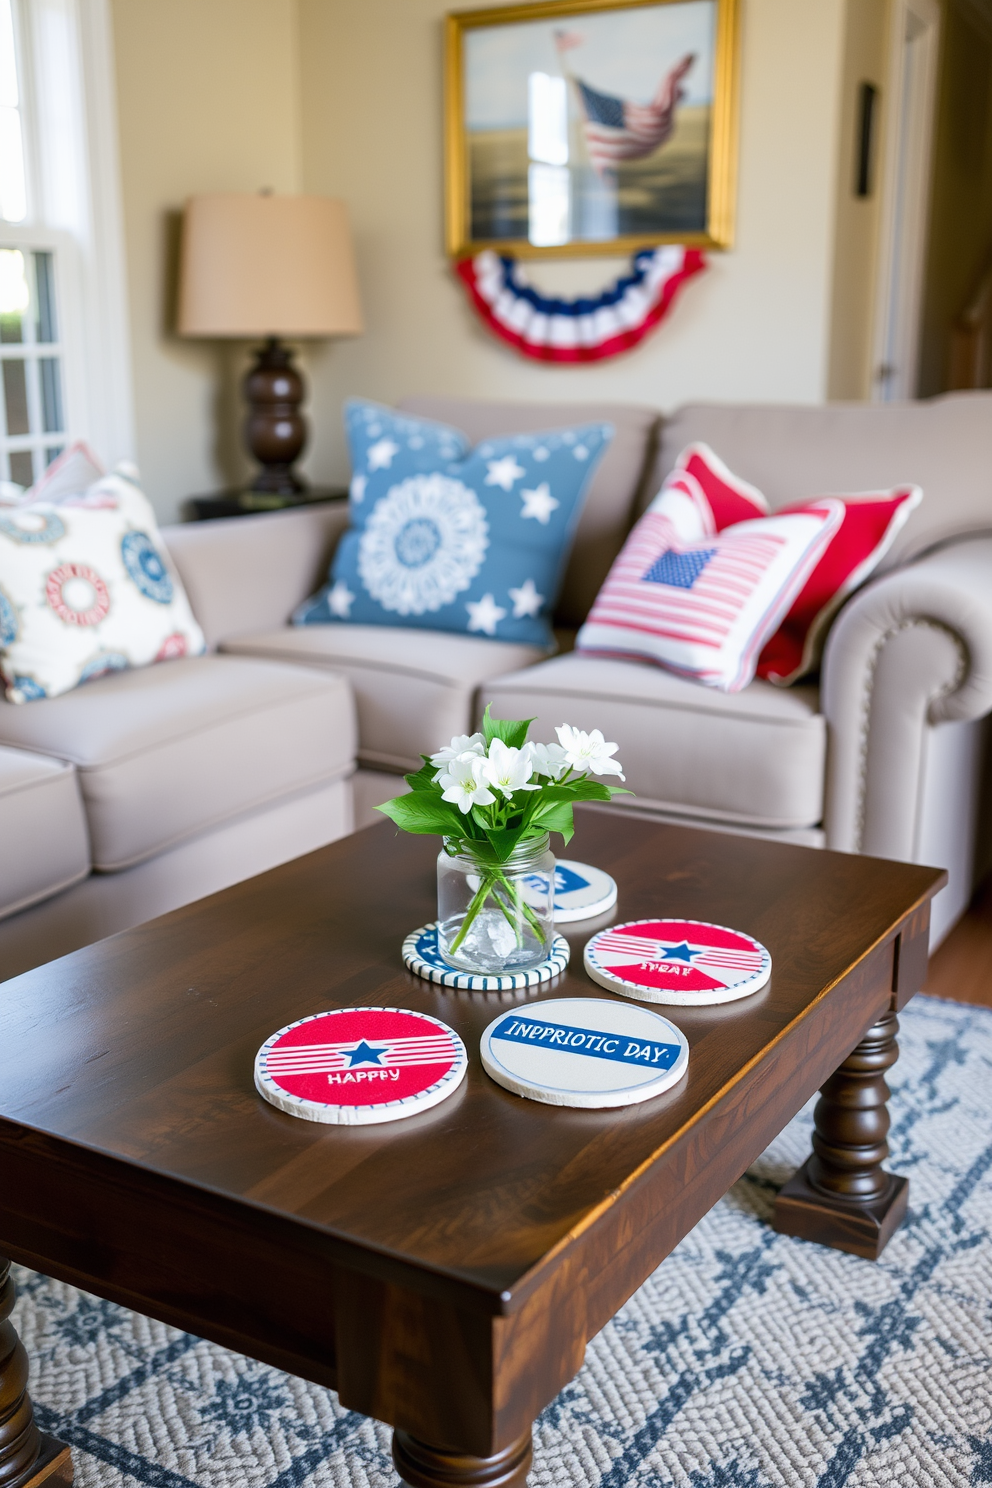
[0,1260,71,1488]
[393,1428,532,1488]
[772,1009,909,1260]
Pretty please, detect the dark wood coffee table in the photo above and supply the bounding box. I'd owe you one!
[0,812,944,1488]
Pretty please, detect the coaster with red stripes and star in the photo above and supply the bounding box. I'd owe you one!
[583,918,771,1006]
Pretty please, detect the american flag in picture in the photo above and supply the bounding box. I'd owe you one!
[554,34,696,176]
[577,498,843,691]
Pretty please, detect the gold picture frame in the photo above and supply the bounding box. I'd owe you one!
[445,0,740,259]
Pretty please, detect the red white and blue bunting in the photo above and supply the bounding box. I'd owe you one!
[455,245,706,364]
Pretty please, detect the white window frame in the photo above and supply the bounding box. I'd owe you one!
[0,0,133,472]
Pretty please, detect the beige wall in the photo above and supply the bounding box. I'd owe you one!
[826,0,888,400]
[111,0,303,520]
[110,0,852,515]
[298,0,848,490]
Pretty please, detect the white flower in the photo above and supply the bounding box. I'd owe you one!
[357,473,488,616]
[439,754,496,814]
[482,738,540,799]
[430,733,486,778]
[555,724,625,779]
[529,741,569,781]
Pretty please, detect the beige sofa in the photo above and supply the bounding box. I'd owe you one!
[1,391,990,983]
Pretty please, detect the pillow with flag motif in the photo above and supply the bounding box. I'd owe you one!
[576,474,845,692]
[294,399,612,646]
[662,443,923,684]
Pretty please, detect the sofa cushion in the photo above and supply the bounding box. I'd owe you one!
[221,625,544,773]
[0,463,205,703]
[483,654,825,830]
[577,485,844,692]
[0,655,355,870]
[0,745,90,920]
[648,393,992,568]
[297,400,612,645]
[399,397,660,627]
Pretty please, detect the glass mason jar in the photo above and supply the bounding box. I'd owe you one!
[437,833,555,974]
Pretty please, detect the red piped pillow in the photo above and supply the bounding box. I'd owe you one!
[755,486,922,683]
[673,442,768,528]
[658,445,922,685]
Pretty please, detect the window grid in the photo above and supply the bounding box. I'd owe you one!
[0,245,65,486]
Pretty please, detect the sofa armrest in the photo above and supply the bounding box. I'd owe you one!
[162,504,350,648]
[823,536,992,858]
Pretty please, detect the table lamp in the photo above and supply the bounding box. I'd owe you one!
[178,192,363,495]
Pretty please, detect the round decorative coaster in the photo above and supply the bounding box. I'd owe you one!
[402,923,570,991]
[544,860,618,923]
[480,996,689,1108]
[254,1006,467,1125]
[584,918,771,1006]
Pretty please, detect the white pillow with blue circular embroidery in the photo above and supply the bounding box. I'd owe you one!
[0,464,205,703]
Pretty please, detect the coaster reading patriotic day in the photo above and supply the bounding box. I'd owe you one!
[584,919,771,1006]
[254,1007,467,1125]
[480,997,689,1109]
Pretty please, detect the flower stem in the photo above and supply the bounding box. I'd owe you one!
[448,864,548,954]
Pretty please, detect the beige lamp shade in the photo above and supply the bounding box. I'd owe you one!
[178,193,363,338]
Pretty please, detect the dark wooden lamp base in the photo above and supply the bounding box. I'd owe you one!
[772,1009,908,1260]
[243,337,308,496]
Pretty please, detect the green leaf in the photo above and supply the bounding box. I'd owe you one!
[538,779,613,803]
[404,759,439,793]
[376,793,464,836]
[480,702,533,751]
[476,825,522,862]
[528,798,576,844]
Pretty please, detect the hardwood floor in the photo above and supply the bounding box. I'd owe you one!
[925,876,992,1009]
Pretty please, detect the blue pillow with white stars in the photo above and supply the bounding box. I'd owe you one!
[293,399,613,645]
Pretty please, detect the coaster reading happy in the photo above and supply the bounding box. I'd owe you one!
[584,918,771,1005]
[254,1007,467,1125]
[480,997,689,1108]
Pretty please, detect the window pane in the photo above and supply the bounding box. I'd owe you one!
[39,356,62,431]
[0,105,24,222]
[9,448,31,486]
[3,356,28,433]
[34,252,57,342]
[45,445,63,466]
[0,246,25,340]
[0,0,18,110]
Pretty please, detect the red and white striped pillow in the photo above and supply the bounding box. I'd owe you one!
[667,444,923,684]
[577,444,921,692]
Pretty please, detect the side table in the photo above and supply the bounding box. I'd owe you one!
[184,486,347,521]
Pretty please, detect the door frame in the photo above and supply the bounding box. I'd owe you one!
[871,0,942,401]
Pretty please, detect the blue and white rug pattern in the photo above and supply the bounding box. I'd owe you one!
[11,994,992,1488]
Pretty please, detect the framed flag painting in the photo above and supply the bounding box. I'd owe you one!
[445,0,740,257]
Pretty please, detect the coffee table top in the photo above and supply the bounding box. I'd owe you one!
[0,811,942,1315]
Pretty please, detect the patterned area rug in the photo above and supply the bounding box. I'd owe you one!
[11,994,992,1488]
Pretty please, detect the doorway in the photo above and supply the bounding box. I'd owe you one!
[871,0,941,401]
